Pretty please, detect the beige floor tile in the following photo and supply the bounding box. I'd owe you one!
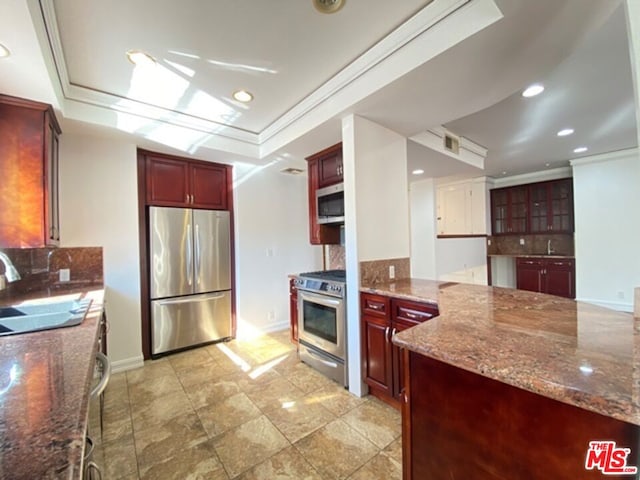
[128,373,184,404]
[340,400,401,449]
[285,363,339,394]
[264,396,335,443]
[294,419,378,480]
[135,412,209,476]
[185,377,242,410]
[139,439,228,480]
[245,376,305,412]
[174,357,222,388]
[167,346,214,371]
[100,401,133,443]
[272,352,303,376]
[213,415,289,478]
[305,385,366,417]
[126,358,174,385]
[347,451,402,480]
[130,389,194,433]
[237,445,323,480]
[102,433,138,479]
[383,437,402,464]
[197,392,262,437]
[231,368,283,394]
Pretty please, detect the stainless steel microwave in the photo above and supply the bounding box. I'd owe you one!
[316,183,344,224]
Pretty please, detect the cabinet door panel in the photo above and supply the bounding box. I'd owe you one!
[362,315,392,394]
[491,189,508,235]
[191,164,227,209]
[289,280,298,344]
[516,259,543,293]
[545,260,575,299]
[317,147,343,188]
[146,156,190,206]
[508,186,528,234]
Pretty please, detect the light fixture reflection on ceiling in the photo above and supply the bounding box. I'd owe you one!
[126,50,156,67]
[557,128,574,137]
[573,146,588,153]
[233,90,253,103]
[522,84,544,98]
[0,43,10,58]
[313,0,345,14]
[412,169,425,175]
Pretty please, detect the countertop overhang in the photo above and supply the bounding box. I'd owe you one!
[362,278,639,426]
[0,287,104,479]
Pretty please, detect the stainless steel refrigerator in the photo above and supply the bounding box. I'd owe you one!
[149,206,232,355]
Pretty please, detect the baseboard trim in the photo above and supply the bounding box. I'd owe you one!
[111,355,144,373]
[577,298,633,313]
[236,320,289,340]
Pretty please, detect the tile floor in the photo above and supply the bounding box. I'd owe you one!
[92,330,402,480]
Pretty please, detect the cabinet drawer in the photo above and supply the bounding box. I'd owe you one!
[392,299,439,325]
[516,258,545,267]
[546,259,574,269]
[361,293,389,317]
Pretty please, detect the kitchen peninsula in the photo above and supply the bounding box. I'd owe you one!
[362,279,640,479]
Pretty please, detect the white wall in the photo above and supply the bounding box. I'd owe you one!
[436,237,487,285]
[233,163,322,338]
[572,149,640,311]
[409,177,488,284]
[352,117,410,262]
[59,133,143,371]
[342,114,410,397]
[409,179,437,279]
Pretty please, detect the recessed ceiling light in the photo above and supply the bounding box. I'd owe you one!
[313,0,345,14]
[0,43,10,58]
[233,90,253,103]
[126,50,156,67]
[545,163,550,167]
[557,128,574,137]
[573,147,588,153]
[412,169,425,175]
[522,84,544,98]
[502,171,507,175]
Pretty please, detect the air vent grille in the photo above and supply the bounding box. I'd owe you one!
[444,134,459,154]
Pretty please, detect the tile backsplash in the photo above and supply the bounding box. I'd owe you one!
[360,257,410,285]
[486,234,574,256]
[0,247,103,299]
[327,245,346,270]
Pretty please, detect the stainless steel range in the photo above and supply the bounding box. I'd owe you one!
[294,269,347,387]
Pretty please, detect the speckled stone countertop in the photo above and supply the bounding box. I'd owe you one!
[362,279,640,426]
[0,288,104,479]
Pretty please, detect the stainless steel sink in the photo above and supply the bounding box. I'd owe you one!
[0,299,92,336]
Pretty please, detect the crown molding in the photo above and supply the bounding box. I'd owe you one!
[569,147,639,167]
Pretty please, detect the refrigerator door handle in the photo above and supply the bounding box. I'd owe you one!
[156,294,226,306]
[186,223,193,286]
[195,223,201,286]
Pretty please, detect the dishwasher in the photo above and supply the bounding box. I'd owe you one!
[85,344,110,479]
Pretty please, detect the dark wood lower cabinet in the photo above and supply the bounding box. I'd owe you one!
[402,351,639,480]
[289,279,298,345]
[361,293,438,409]
[516,257,575,299]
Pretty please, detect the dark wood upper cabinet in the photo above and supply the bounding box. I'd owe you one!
[491,178,574,235]
[0,94,61,248]
[305,144,341,245]
[490,185,528,235]
[529,178,573,233]
[315,143,343,188]
[145,153,228,209]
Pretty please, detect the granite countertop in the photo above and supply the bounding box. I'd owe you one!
[362,278,640,426]
[0,288,104,479]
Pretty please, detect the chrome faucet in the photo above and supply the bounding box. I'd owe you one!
[547,239,554,255]
[0,252,21,282]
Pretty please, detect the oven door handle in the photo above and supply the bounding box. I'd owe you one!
[305,347,339,368]
[298,290,343,308]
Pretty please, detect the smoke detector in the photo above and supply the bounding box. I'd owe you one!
[313,0,345,14]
